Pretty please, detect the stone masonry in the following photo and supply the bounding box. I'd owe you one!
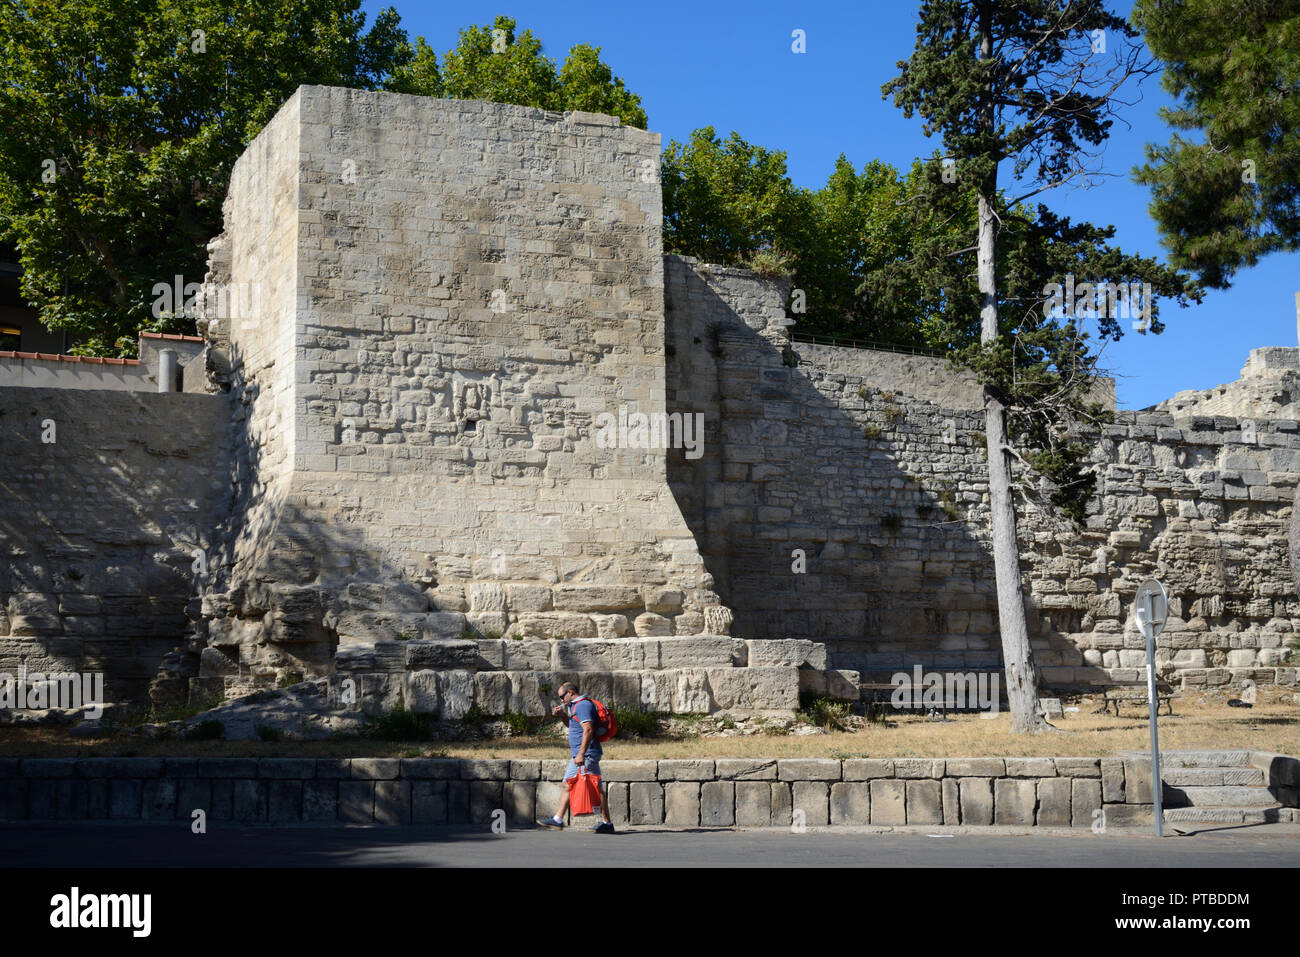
[0,86,1297,720]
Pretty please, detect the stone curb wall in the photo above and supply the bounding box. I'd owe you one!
[3,755,1295,827]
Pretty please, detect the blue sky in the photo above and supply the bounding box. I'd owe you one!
[370,0,1299,410]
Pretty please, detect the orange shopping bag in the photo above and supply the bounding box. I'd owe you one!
[568,769,601,815]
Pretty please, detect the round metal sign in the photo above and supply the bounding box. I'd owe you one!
[1133,579,1169,636]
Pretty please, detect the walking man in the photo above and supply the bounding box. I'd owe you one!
[537,682,614,833]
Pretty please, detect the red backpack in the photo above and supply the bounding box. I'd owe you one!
[571,696,618,742]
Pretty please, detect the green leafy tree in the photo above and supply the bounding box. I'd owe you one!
[386,16,648,129]
[884,0,1199,733]
[661,126,815,271]
[0,0,409,355]
[1133,0,1300,288]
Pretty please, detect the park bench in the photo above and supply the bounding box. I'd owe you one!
[1094,680,1180,717]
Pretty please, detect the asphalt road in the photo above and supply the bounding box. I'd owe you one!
[4,821,1299,868]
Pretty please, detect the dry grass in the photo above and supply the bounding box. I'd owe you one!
[2,688,1296,760]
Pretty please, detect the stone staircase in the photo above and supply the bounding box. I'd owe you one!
[1154,750,1295,825]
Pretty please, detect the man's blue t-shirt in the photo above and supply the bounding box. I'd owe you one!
[568,697,603,758]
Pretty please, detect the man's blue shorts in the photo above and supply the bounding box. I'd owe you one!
[563,753,602,781]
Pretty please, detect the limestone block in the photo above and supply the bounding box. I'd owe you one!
[664,782,699,827]
[894,758,944,779]
[343,582,426,612]
[830,782,871,825]
[770,783,793,827]
[467,583,506,612]
[511,613,597,639]
[672,612,704,635]
[942,778,960,824]
[944,758,1004,777]
[706,667,799,711]
[474,672,511,715]
[1071,779,1102,828]
[1004,757,1056,778]
[7,594,60,635]
[507,672,550,715]
[1037,778,1071,826]
[551,639,613,672]
[428,585,468,613]
[628,782,664,825]
[658,637,739,668]
[335,610,425,643]
[792,781,829,826]
[404,639,477,670]
[503,781,535,826]
[700,782,735,826]
[844,759,894,781]
[601,760,658,782]
[503,640,551,671]
[1053,758,1101,777]
[672,669,713,712]
[658,760,715,781]
[552,585,641,612]
[716,759,778,781]
[467,613,510,636]
[644,588,684,615]
[436,670,474,719]
[994,779,1037,825]
[605,783,629,826]
[504,584,553,613]
[592,615,630,639]
[426,612,470,640]
[746,639,829,670]
[1227,649,1257,667]
[870,780,906,825]
[403,671,438,714]
[736,781,772,826]
[777,759,842,782]
[633,613,672,637]
[1102,759,1125,803]
[905,780,942,825]
[702,605,733,636]
[959,778,993,825]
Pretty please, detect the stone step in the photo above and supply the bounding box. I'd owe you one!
[1154,749,1251,769]
[1164,785,1280,807]
[1161,767,1265,787]
[1164,806,1290,825]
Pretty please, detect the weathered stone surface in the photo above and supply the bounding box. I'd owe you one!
[659,759,715,781]
[716,758,778,781]
[843,759,894,781]
[601,760,658,782]
[1071,778,1102,828]
[830,782,871,825]
[944,758,1005,777]
[942,778,960,825]
[628,782,664,825]
[1004,757,1056,778]
[994,779,1037,825]
[777,759,842,782]
[905,780,942,825]
[894,758,943,779]
[664,782,700,827]
[792,781,829,826]
[870,780,906,825]
[959,777,993,826]
[700,781,735,826]
[736,781,772,826]
[1102,758,1126,803]
[1037,778,1071,826]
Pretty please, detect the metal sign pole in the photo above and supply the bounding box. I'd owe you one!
[1143,590,1164,838]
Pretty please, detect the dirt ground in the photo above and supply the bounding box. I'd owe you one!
[2,685,1296,760]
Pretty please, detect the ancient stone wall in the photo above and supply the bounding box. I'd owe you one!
[665,259,1300,689]
[191,87,740,712]
[0,388,231,704]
